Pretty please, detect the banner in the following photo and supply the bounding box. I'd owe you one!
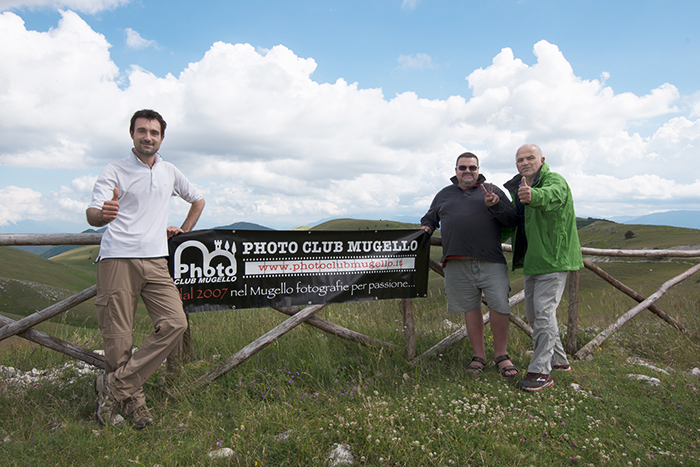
[168,229,430,313]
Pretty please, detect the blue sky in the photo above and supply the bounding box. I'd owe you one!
[1,0,700,232]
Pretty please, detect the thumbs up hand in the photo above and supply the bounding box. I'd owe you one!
[517,177,532,204]
[101,187,120,223]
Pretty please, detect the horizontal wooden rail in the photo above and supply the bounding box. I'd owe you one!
[580,246,700,257]
[0,233,102,246]
[3,233,699,259]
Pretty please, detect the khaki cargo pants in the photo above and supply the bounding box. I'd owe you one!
[96,258,187,408]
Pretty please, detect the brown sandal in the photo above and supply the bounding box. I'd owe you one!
[495,354,519,380]
[466,356,487,374]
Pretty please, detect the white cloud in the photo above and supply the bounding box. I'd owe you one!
[124,27,157,49]
[397,53,434,70]
[0,0,128,14]
[688,91,700,118]
[0,186,44,225]
[0,11,123,169]
[401,0,419,11]
[0,13,699,228]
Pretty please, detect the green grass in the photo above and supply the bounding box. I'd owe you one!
[2,286,699,466]
[1,222,700,465]
[0,246,95,290]
[0,245,152,332]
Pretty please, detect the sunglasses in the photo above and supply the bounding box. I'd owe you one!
[457,165,479,172]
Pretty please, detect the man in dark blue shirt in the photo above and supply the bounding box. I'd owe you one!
[421,152,519,378]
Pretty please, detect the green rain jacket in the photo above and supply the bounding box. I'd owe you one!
[503,162,583,274]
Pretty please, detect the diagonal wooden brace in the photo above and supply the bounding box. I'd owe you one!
[575,262,700,360]
[0,285,97,342]
[274,306,396,349]
[583,259,693,338]
[417,289,529,361]
[0,314,104,368]
[182,303,326,393]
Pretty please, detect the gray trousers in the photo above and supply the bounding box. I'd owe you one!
[523,272,570,374]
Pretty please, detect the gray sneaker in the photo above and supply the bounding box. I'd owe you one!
[94,373,119,426]
[125,404,156,430]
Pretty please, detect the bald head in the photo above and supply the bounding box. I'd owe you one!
[516,144,545,184]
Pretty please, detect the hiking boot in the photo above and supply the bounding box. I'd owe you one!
[552,364,572,372]
[516,372,554,392]
[125,404,156,429]
[94,373,119,426]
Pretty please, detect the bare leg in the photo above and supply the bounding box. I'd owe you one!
[465,309,486,371]
[490,310,517,377]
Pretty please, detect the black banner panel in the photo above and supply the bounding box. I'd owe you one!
[168,229,430,313]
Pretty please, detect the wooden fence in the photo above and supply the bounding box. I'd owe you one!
[1,233,698,391]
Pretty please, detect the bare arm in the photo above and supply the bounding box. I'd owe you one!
[86,188,119,227]
[167,198,206,238]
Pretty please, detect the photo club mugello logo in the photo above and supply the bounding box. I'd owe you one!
[168,229,430,313]
[172,239,237,285]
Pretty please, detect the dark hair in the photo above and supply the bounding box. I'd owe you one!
[456,151,479,166]
[129,109,167,136]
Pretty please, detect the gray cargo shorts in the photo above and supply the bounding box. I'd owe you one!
[444,258,511,314]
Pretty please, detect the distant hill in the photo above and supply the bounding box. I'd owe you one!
[576,217,612,229]
[622,210,700,230]
[311,217,612,233]
[214,222,274,230]
[578,220,700,250]
[311,218,421,230]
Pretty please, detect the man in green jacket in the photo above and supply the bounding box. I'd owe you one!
[504,144,583,392]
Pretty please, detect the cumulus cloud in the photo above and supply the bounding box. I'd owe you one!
[124,27,157,49]
[401,0,419,11]
[1,12,699,229]
[0,0,128,14]
[0,186,44,225]
[397,53,434,70]
[689,91,700,118]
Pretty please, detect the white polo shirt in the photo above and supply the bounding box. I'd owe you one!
[89,151,203,259]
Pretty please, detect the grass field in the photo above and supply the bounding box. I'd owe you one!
[1,219,699,466]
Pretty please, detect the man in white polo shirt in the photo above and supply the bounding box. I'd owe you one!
[87,109,205,428]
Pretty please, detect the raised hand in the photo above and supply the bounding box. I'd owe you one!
[101,187,120,222]
[480,182,500,207]
[517,177,532,204]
